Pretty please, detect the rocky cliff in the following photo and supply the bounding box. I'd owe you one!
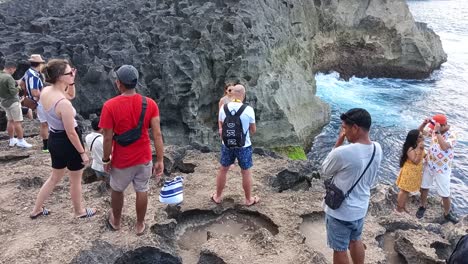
[0,0,446,147]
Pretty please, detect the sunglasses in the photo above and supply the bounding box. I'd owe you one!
[63,68,76,76]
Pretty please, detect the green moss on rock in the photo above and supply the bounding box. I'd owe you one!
[272,146,307,160]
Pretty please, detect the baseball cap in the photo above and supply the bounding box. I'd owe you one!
[115,65,140,89]
[429,114,447,129]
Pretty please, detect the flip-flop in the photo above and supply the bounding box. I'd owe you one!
[246,196,260,207]
[211,193,221,204]
[106,212,119,231]
[77,208,97,219]
[136,224,146,236]
[30,207,50,219]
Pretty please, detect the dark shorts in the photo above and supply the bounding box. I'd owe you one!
[220,145,253,170]
[21,107,29,116]
[48,128,84,171]
[325,214,364,251]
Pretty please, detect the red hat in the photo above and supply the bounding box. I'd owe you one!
[429,114,447,129]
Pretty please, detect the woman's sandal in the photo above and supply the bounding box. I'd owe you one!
[77,208,97,219]
[30,207,51,219]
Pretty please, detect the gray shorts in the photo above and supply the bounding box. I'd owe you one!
[110,161,152,192]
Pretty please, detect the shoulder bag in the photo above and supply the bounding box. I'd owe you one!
[324,143,376,210]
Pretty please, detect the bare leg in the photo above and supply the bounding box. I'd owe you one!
[40,122,48,141]
[7,120,14,138]
[420,188,429,208]
[31,168,66,215]
[333,250,350,264]
[349,240,365,264]
[396,190,409,212]
[442,196,451,215]
[69,169,91,216]
[110,190,124,229]
[14,121,24,139]
[135,192,148,234]
[241,169,253,204]
[214,166,229,202]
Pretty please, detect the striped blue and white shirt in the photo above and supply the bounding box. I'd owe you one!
[22,68,44,100]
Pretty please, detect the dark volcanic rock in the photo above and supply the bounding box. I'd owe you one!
[0,0,445,148]
[71,240,123,264]
[114,246,182,264]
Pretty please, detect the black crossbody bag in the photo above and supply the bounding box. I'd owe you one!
[113,96,147,146]
[324,143,376,210]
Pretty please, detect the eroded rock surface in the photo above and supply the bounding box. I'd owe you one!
[0,0,445,148]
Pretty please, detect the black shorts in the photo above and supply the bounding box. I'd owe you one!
[48,128,84,171]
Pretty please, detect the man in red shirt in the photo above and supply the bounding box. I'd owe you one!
[100,65,164,236]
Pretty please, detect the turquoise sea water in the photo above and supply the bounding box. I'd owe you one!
[309,0,468,214]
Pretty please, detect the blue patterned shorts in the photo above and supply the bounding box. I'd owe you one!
[220,145,253,170]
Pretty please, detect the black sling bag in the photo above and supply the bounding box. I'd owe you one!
[113,96,147,146]
[324,143,376,210]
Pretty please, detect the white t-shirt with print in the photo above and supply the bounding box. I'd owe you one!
[218,102,255,147]
[424,129,457,175]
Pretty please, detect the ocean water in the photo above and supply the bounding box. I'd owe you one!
[309,0,468,214]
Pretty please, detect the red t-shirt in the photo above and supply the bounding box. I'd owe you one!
[99,94,159,169]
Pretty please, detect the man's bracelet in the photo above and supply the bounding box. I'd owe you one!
[102,158,111,164]
[435,131,441,134]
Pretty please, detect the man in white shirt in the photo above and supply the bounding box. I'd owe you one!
[321,108,383,264]
[85,117,108,190]
[211,84,258,206]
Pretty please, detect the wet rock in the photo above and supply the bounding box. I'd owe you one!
[114,246,181,264]
[394,229,450,264]
[70,240,123,264]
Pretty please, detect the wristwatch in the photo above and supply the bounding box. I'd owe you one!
[435,131,441,134]
[102,157,111,164]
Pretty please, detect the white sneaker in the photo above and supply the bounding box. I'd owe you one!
[9,138,17,147]
[16,139,33,148]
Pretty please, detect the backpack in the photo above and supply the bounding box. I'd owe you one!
[222,103,248,148]
[447,235,468,264]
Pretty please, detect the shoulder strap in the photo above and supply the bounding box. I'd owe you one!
[345,143,376,197]
[90,135,102,152]
[234,104,247,118]
[223,103,231,117]
[136,96,147,129]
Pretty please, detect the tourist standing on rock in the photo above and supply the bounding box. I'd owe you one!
[100,65,164,236]
[416,115,459,223]
[84,117,109,191]
[20,54,49,153]
[30,59,96,219]
[0,61,32,148]
[321,108,382,264]
[211,84,259,206]
[395,129,425,213]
